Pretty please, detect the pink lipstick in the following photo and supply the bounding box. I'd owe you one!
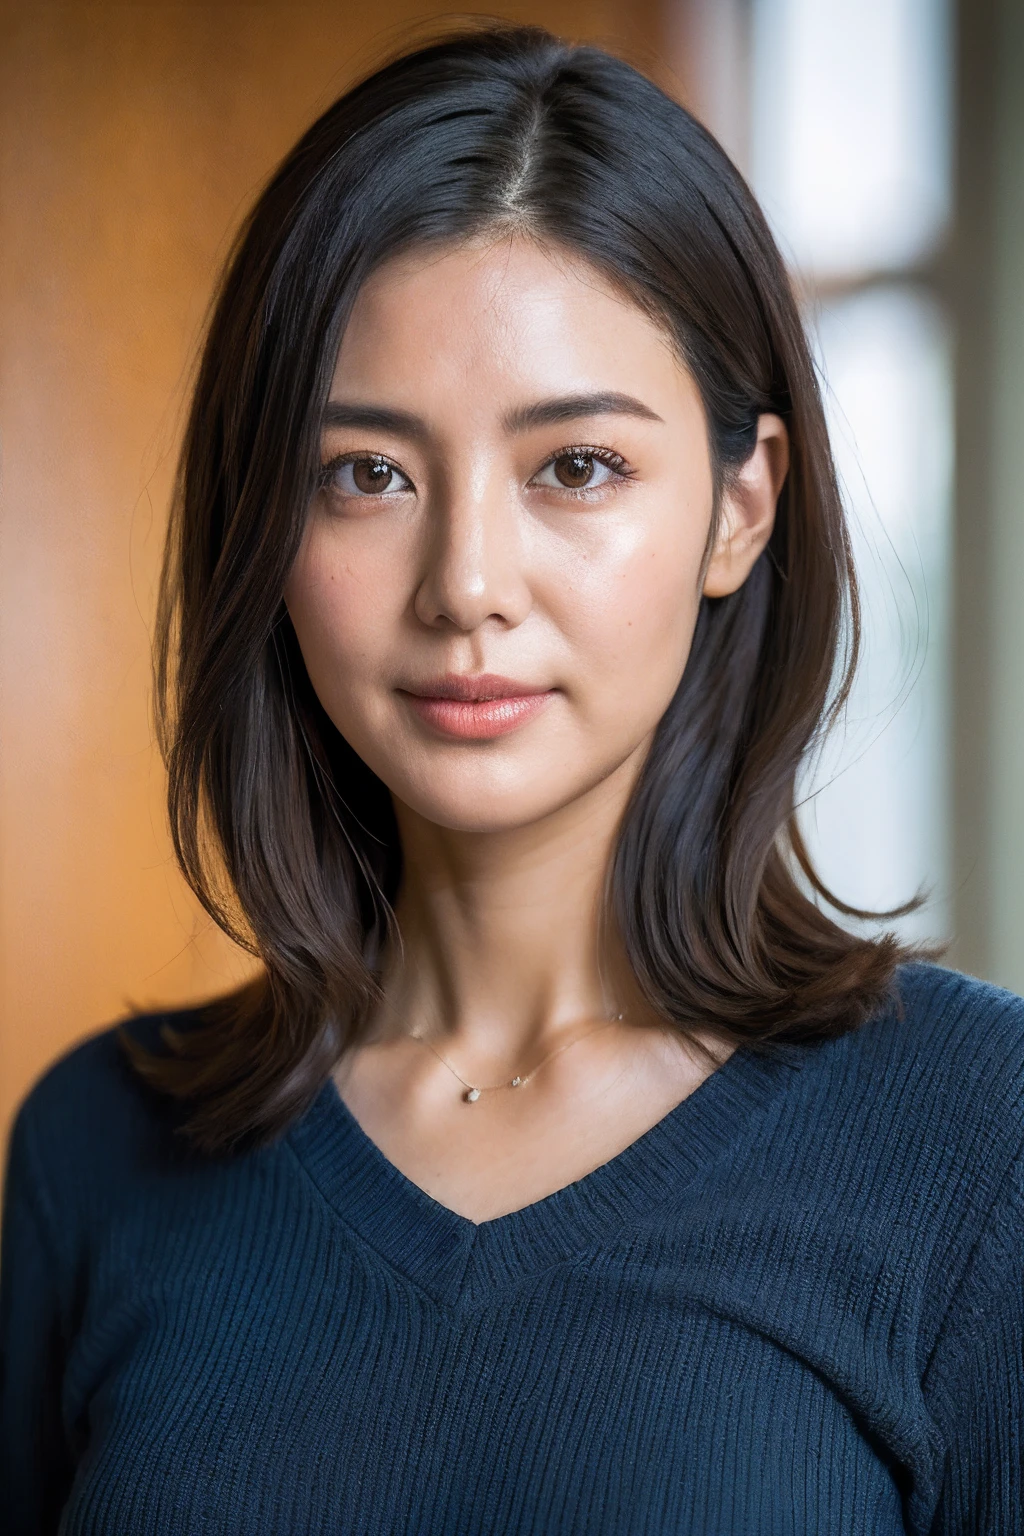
[398,674,555,740]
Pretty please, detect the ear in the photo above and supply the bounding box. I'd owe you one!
[702,413,790,599]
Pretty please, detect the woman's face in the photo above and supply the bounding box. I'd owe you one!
[285,236,780,833]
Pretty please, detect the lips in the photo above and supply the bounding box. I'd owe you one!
[398,674,556,740]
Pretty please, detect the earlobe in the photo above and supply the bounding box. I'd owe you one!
[702,413,789,599]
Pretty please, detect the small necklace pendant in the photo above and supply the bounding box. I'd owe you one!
[464,1087,481,1103]
[510,1076,523,1088]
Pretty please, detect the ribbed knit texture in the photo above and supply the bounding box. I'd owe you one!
[2,963,1022,1534]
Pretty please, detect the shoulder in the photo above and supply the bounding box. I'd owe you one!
[4,1007,207,1238]
[824,961,1024,1095]
[891,958,1024,1043]
[781,964,1024,1351]
[814,961,1024,1215]
[12,1007,196,1147]
[882,961,1024,1125]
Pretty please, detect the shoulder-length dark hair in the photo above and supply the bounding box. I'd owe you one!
[123,22,922,1153]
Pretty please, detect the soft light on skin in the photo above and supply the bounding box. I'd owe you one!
[285,236,788,837]
[283,235,790,1222]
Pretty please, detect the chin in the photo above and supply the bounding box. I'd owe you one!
[393,783,573,835]
[387,752,639,835]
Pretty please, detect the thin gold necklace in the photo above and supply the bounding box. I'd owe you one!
[409,1012,625,1103]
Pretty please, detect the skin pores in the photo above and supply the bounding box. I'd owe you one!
[284,235,776,838]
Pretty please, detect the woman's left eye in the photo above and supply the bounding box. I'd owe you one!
[529,450,628,492]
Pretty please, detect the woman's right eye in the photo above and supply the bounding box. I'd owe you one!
[320,455,413,497]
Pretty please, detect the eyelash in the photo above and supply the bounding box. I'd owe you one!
[315,445,635,498]
[314,453,410,496]
[538,446,634,496]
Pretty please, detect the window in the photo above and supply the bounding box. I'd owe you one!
[679,0,953,942]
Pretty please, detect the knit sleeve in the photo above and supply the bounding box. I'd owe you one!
[0,1101,77,1536]
[922,1147,1024,1534]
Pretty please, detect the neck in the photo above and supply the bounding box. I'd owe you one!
[378,755,655,1067]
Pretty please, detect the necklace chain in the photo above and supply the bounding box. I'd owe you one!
[410,1013,624,1103]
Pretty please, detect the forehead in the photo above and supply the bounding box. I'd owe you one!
[331,234,693,410]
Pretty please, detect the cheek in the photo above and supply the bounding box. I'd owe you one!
[283,531,395,691]
[287,537,402,740]
[545,510,706,712]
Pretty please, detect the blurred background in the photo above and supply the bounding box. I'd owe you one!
[2,0,1022,1149]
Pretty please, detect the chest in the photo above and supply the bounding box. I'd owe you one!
[59,1196,920,1535]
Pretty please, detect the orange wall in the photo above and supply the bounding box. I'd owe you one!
[0,1,674,1147]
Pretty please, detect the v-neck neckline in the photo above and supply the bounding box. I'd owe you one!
[287,1039,807,1307]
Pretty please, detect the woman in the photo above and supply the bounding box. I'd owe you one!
[2,24,1021,1534]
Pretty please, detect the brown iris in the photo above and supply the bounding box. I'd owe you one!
[552,451,595,488]
[351,456,395,493]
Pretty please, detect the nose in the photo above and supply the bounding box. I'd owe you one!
[412,470,533,633]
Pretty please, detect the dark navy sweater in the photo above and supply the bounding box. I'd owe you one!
[2,963,1023,1534]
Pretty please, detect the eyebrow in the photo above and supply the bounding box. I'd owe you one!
[320,390,662,439]
[321,401,428,438]
[503,391,663,432]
